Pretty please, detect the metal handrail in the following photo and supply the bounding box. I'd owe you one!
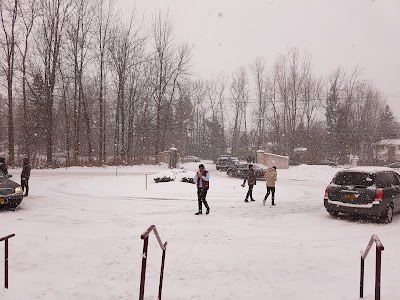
[1,234,15,289]
[360,234,384,299]
[140,225,168,250]
[139,225,168,300]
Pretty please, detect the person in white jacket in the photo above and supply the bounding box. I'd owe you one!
[263,166,277,206]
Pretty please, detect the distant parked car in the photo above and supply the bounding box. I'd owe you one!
[216,156,239,171]
[182,156,200,163]
[324,167,400,223]
[227,163,268,179]
[318,159,338,166]
[0,172,24,209]
[386,162,400,169]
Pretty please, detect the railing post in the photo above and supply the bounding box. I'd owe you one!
[375,246,381,300]
[158,247,167,300]
[139,236,149,300]
[5,239,9,289]
[360,256,364,298]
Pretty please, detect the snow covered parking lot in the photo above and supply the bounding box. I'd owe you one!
[1,164,400,300]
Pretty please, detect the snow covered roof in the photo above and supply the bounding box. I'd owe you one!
[341,166,393,173]
[265,152,289,159]
[375,139,400,145]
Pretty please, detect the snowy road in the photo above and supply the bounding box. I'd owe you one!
[1,164,400,299]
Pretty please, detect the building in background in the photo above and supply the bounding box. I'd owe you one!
[374,139,400,163]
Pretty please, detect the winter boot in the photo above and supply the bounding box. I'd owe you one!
[272,199,275,206]
[251,198,255,201]
[206,207,210,215]
[244,199,249,202]
[195,211,202,215]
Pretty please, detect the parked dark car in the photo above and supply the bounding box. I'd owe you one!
[386,161,400,169]
[227,163,268,179]
[216,156,239,171]
[0,172,24,209]
[324,167,400,223]
[318,159,338,166]
[181,156,200,163]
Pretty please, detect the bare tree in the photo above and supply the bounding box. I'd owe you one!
[0,0,18,165]
[35,0,71,165]
[151,11,191,159]
[109,10,145,162]
[65,0,95,164]
[95,0,113,164]
[18,0,38,159]
[251,57,268,149]
[230,66,249,156]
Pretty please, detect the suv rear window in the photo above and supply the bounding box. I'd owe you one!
[332,172,376,187]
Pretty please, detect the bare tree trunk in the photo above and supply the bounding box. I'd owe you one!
[37,0,71,165]
[0,0,18,165]
[96,0,113,164]
[19,0,37,159]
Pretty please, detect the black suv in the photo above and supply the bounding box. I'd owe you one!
[324,167,400,223]
[216,156,238,171]
[0,172,24,209]
[227,163,267,179]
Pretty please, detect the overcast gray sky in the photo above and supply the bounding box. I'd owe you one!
[119,0,400,120]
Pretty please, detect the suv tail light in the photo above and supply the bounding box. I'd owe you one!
[375,188,384,201]
[325,186,329,198]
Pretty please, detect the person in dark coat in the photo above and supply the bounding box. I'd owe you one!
[21,158,31,197]
[242,164,256,202]
[193,164,210,215]
[0,157,8,175]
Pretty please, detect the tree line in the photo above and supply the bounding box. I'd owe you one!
[0,0,398,167]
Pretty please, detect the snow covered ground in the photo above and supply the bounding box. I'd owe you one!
[1,163,400,299]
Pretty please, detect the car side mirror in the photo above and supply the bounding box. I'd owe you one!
[6,174,12,178]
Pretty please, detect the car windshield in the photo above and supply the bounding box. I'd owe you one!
[332,172,376,187]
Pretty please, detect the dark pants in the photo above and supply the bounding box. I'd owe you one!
[264,187,275,204]
[21,178,29,196]
[197,188,209,212]
[245,185,254,200]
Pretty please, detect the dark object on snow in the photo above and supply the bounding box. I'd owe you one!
[181,177,195,184]
[154,175,174,183]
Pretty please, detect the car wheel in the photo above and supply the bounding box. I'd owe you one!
[327,210,339,217]
[381,204,394,224]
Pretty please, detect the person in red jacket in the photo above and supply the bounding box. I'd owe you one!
[193,164,210,215]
